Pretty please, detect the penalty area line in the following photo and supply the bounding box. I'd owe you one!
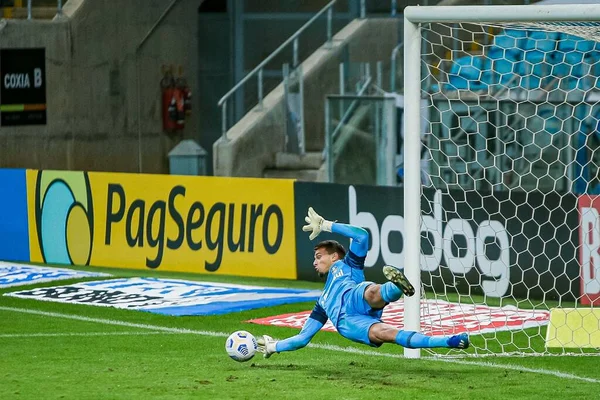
[1,306,598,384]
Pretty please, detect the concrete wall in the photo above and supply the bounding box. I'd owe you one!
[214,17,401,177]
[0,0,200,174]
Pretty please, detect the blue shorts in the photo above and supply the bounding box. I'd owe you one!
[337,281,384,347]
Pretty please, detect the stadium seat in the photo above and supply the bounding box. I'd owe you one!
[516,31,560,89]
[485,56,518,86]
[447,54,489,90]
[484,29,529,87]
[492,29,528,60]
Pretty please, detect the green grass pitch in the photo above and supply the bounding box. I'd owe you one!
[1,264,599,399]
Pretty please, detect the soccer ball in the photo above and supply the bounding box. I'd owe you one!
[225,330,257,362]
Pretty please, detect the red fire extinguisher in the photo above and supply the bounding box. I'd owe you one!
[161,71,180,133]
[162,66,190,134]
[177,76,192,116]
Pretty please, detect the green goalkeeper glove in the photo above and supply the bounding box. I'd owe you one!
[302,207,333,240]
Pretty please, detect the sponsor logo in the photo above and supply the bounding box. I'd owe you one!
[348,186,511,297]
[104,184,284,270]
[4,278,321,316]
[578,195,600,305]
[248,299,549,336]
[34,171,94,265]
[28,172,297,279]
[0,262,109,288]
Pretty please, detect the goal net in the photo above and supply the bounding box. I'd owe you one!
[402,4,600,357]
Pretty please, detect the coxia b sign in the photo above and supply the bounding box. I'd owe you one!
[27,170,297,279]
[0,48,47,126]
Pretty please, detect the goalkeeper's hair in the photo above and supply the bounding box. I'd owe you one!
[314,240,346,259]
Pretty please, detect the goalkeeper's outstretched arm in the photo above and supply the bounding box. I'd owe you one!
[302,207,369,257]
[276,317,323,352]
[257,303,326,358]
[330,223,368,258]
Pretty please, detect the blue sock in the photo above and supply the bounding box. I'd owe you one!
[395,330,449,348]
[381,282,403,303]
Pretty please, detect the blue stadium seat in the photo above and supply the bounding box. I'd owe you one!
[483,29,528,87]
[447,55,489,90]
[549,34,600,91]
[492,29,528,60]
[558,34,594,53]
[515,31,560,89]
[485,56,518,86]
[556,34,596,65]
[444,29,600,93]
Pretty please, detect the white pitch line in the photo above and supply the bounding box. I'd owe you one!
[0,306,229,337]
[0,331,174,338]
[1,306,598,384]
[434,358,600,384]
[309,343,600,383]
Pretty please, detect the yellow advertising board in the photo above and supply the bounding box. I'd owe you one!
[545,308,600,348]
[27,170,297,279]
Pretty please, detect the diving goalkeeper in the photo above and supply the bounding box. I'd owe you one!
[256,207,469,358]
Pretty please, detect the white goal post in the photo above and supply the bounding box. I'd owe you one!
[403,4,600,358]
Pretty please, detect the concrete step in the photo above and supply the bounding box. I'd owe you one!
[263,168,321,181]
[11,7,58,19]
[274,151,323,170]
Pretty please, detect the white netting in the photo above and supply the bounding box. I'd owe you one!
[415,19,600,356]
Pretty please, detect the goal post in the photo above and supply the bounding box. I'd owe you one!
[403,4,600,358]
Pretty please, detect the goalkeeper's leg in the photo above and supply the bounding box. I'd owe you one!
[370,323,469,349]
[338,316,469,349]
[361,265,415,310]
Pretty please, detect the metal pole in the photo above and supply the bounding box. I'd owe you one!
[257,68,263,110]
[339,63,345,122]
[391,0,397,17]
[339,63,345,95]
[390,43,403,92]
[27,0,32,20]
[403,16,422,359]
[283,63,290,152]
[406,4,600,23]
[298,65,305,155]
[385,98,397,186]
[293,37,299,68]
[221,102,227,138]
[136,55,143,172]
[57,0,63,15]
[326,7,333,48]
[360,0,366,18]
[325,98,333,182]
[375,100,382,185]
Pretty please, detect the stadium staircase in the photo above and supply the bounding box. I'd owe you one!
[216,0,529,183]
[214,2,401,182]
[262,151,325,180]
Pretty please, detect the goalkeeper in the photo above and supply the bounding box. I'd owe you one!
[256,207,469,358]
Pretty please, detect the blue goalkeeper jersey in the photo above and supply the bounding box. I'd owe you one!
[315,249,366,327]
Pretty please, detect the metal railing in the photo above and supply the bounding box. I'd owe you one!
[216,0,411,139]
[217,0,342,139]
[21,0,64,20]
[390,42,403,92]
